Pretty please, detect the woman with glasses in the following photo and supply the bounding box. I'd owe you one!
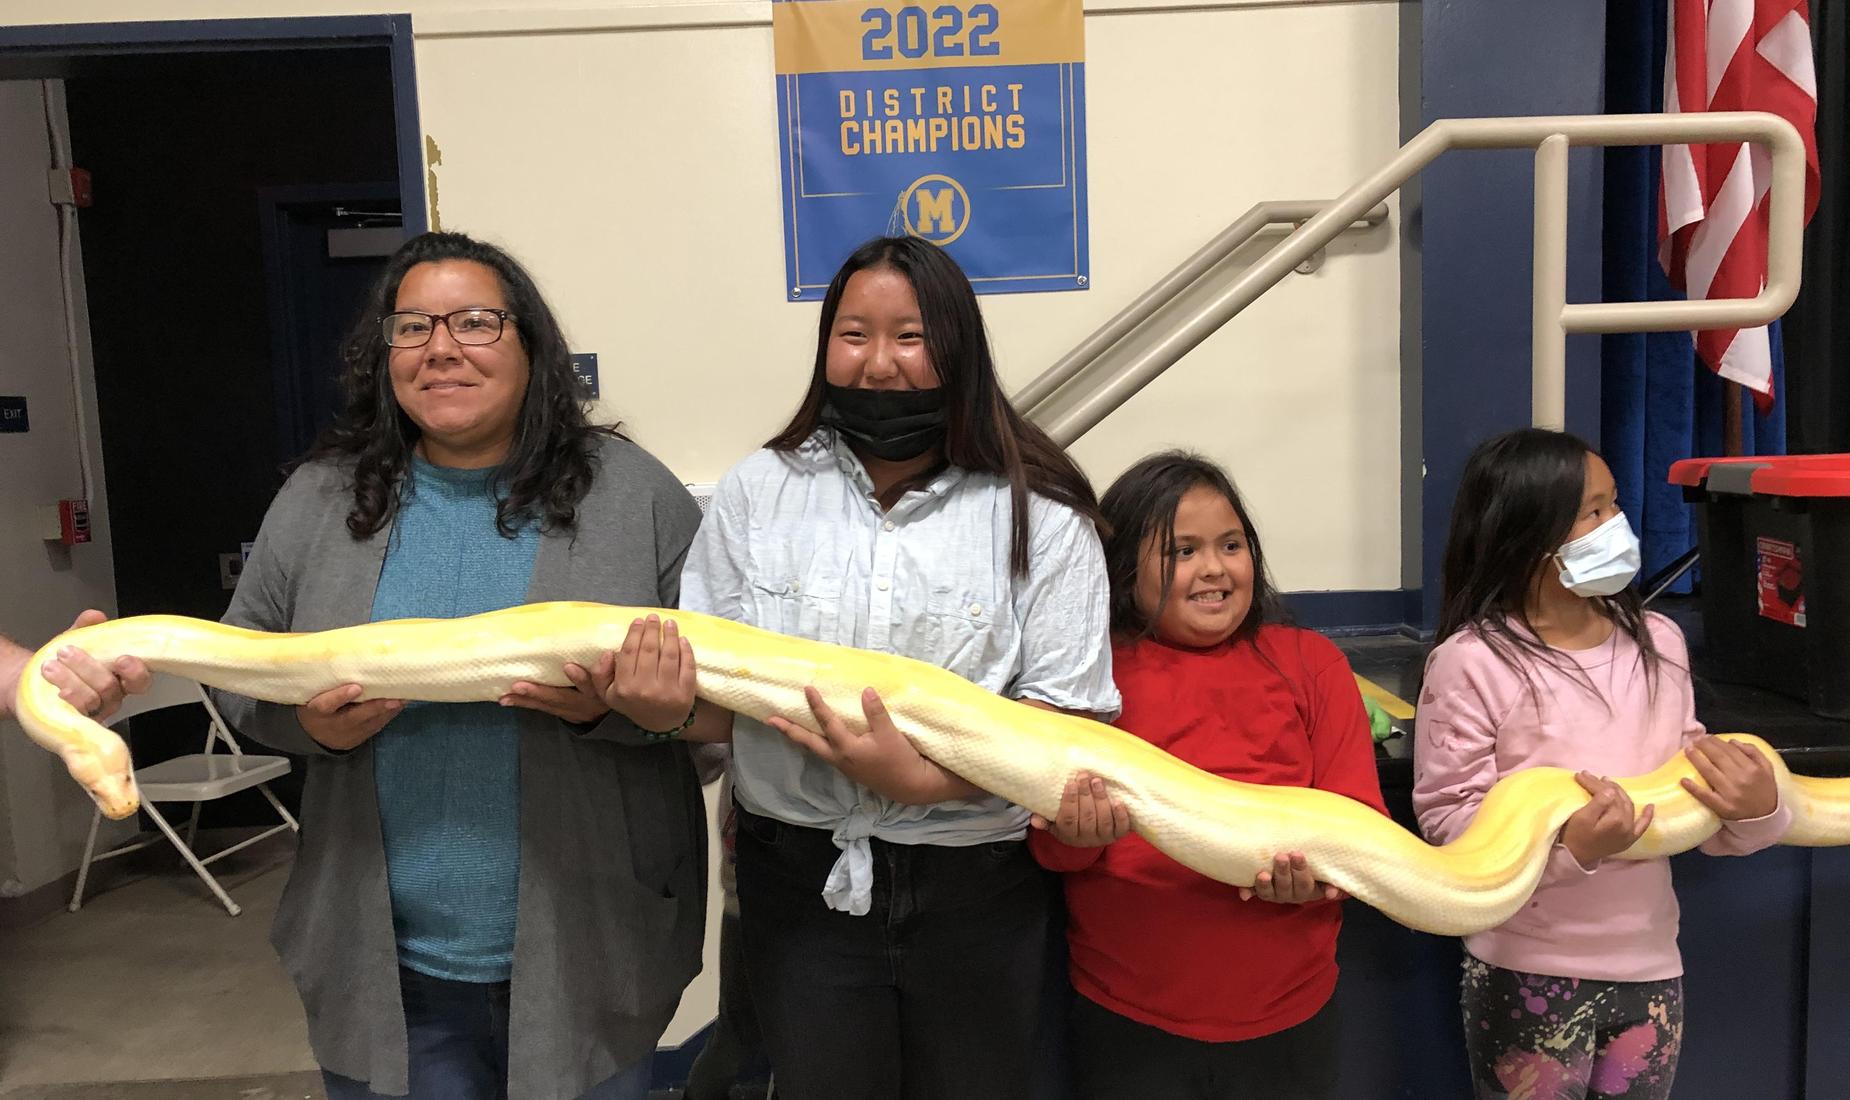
[209,231,706,1100]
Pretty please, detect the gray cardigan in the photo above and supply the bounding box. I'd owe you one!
[213,435,707,1100]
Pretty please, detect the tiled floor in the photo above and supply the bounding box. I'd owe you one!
[0,1073,325,1100]
[0,832,316,1098]
[0,827,753,1099]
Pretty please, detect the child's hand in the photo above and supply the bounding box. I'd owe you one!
[1240,852,1345,904]
[1561,771,1654,866]
[1682,736,1778,821]
[769,686,978,805]
[597,615,696,732]
[1030,773,1131,847]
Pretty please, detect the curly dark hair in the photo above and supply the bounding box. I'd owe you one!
[304,231,611,539]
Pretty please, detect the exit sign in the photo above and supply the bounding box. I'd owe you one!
[0,396,26,432]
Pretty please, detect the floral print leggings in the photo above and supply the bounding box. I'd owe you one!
[1461,954,1684,1100]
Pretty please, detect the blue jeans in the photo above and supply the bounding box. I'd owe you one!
[320,967,652,1100]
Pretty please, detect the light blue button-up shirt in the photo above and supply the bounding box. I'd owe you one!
[680,429,1120,914]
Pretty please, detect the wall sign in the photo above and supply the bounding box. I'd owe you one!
[0,396,27,433]
[773,0,1089,297]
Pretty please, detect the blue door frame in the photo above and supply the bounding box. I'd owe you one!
[0,15,427,236]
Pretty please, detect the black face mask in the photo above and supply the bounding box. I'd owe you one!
[819,384,947,462]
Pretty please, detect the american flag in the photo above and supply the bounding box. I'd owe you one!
[1660,0,1821,405]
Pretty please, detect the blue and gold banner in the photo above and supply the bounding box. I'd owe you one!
[773,0,1089,298]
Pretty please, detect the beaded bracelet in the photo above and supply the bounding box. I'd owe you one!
[640,702,700,743]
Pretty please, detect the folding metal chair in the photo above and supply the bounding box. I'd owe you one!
[69,673,299,917]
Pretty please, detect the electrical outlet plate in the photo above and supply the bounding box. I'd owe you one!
[218,552,244,591]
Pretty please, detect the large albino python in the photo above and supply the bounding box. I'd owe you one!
[15,603,1850,936]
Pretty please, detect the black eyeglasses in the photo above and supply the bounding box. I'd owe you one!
[382,308,515,348]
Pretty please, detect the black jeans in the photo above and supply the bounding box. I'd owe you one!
[1069,991,1341,1100]
[734,807,1060,1100]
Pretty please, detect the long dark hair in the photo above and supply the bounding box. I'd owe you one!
[305,231,610,539]
[1434,428,1660,696]
[1100,451,1285,644]
[766,236,1102,574]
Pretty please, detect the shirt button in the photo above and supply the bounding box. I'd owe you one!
[876,579,889,591]
[883,520,895,532]
[969,603,984,616]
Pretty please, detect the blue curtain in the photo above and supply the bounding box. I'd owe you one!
[1602,0,1787,594]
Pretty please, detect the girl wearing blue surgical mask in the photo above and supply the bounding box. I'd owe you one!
[1412,429,1787,1100]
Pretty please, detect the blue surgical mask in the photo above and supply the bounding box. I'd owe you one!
[1554,513,1642,598]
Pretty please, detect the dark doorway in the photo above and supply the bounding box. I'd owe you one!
[0,19,424,823]
[261,185,402,465]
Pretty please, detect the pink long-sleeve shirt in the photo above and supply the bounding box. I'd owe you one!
[1412,612,1789,981]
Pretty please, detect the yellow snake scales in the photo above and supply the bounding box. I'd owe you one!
[13,603,1850,936]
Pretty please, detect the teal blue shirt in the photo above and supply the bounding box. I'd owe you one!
[370,457,539,983]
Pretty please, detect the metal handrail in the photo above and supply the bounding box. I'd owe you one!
[1030,111,1806,446]
[1015,200,1390,415]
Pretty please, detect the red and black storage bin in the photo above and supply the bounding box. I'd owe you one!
[1669,454,1850,720]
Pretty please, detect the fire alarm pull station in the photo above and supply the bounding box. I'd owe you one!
[40,499,92,545]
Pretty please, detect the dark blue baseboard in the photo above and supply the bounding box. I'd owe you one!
[651,1022,773,1092]
[1284,589,1424,637]
[651,1023,711,1088]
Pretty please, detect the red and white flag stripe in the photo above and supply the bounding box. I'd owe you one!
[1659,0,1820,403]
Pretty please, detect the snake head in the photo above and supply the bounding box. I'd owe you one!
[60,736,140,820]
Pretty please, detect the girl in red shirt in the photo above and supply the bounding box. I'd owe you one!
[1030,450,1386,1099]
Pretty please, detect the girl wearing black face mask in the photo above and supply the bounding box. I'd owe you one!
[654,236,1116,1099]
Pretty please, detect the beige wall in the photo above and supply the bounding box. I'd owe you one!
[7,0,1404,594]
[425,0,1405,593]
[0,0,1400,1052]
[4,0,1381,22]
[0,80,129,897]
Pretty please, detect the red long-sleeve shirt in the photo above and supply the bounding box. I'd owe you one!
[1031,625,1388,1042]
